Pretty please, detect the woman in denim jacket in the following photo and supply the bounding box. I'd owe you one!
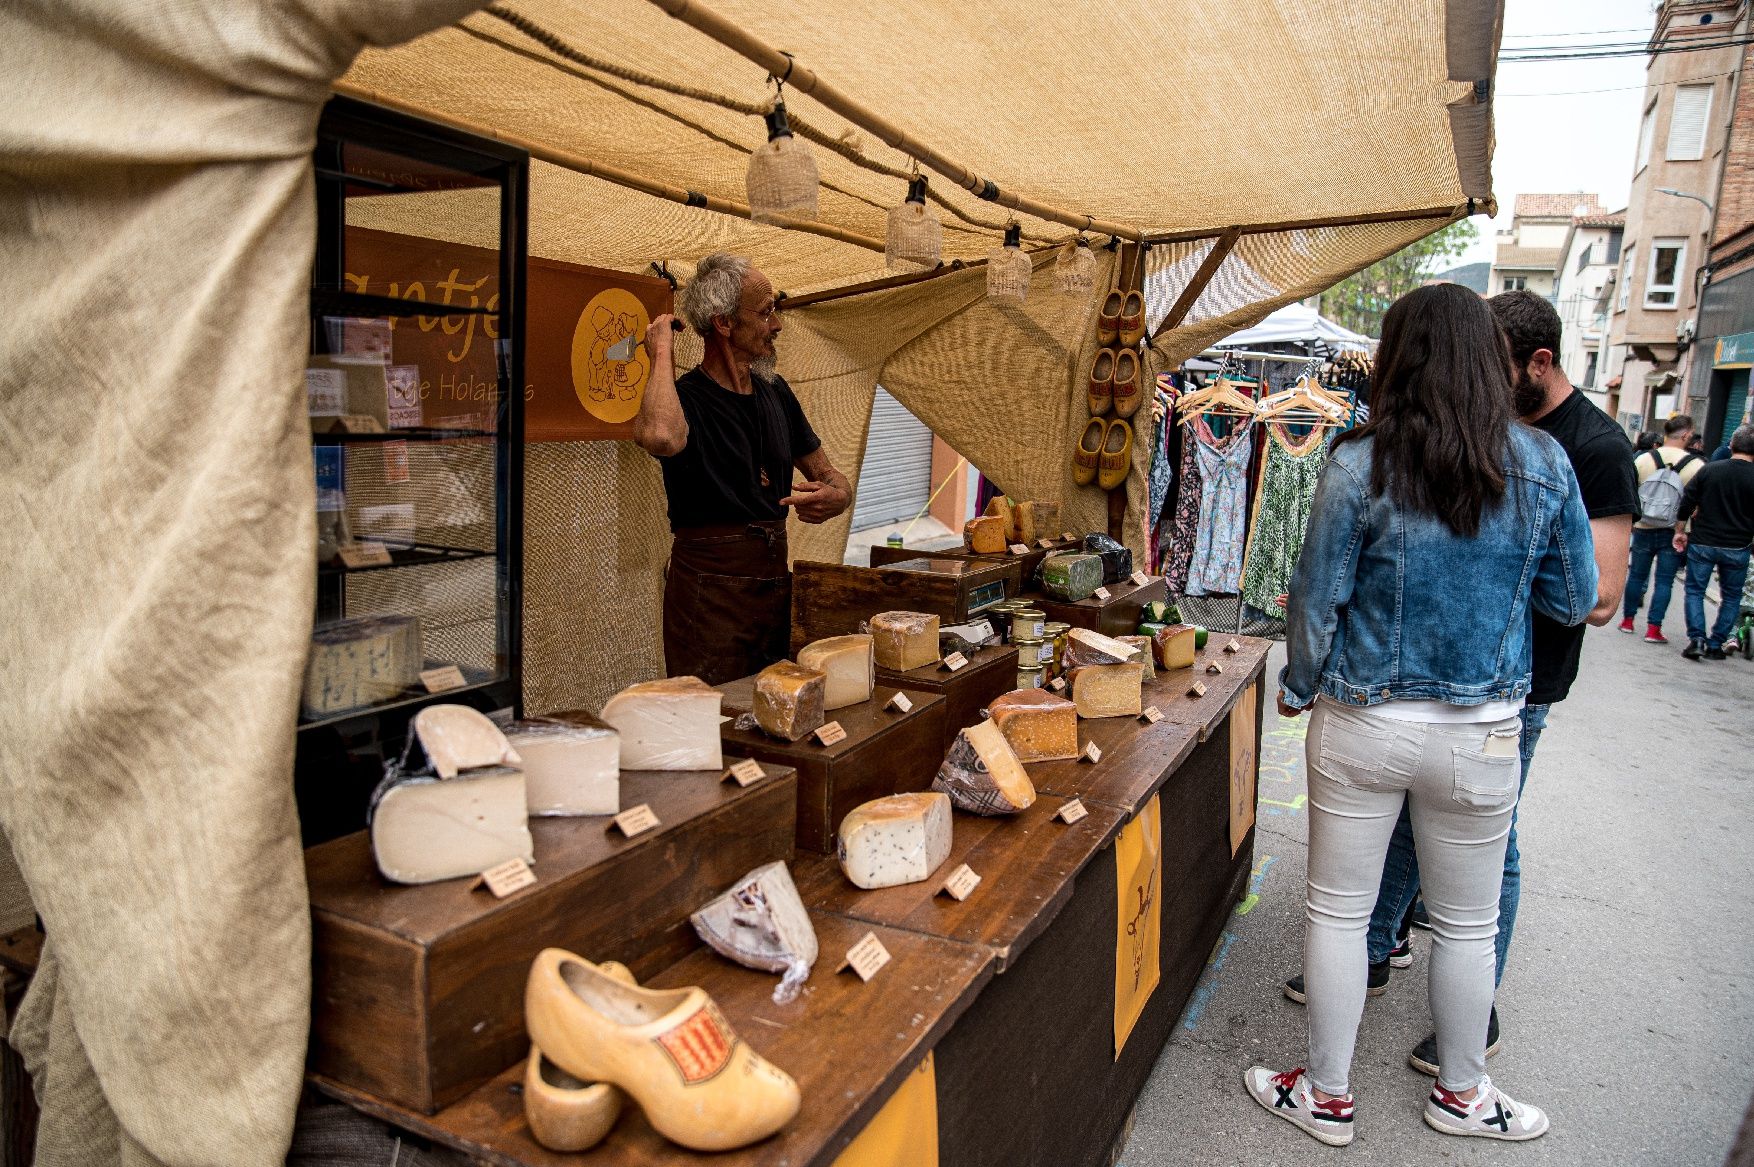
[1246,284,1596,1145]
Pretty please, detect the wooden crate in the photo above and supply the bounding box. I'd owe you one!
[1029,575,1169,638]
[791,559,1021,651]
[305,765,798,1114]
[716,678,948,853]
[867,537,1083,584]
[873,644,1020,751]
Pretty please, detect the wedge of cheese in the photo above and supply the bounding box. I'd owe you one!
[1061,627,1142,669]
[987,687,1080,761]
[414,704,522,780]
[600,676,723,771]
[932,719,1036,816]
[505,715,620,816]
[690,861,819,1004]
[1153,623,1198,671]
[870,611,940,672]
[837,792,953,890]
[1118,636,1156,683]
[1039,552,1103,602]
[1018,501,1058,545]
[1068,662,1144,718]
[984,495,1020,543]
[797,635,875,710]
[963,515,1008,554]
[753,661,827,742]
[370,766,533,885]
[302,614,422,717]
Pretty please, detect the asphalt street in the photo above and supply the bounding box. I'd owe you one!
[1120,610,1754,1165]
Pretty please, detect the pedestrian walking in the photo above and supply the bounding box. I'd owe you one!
[1246,284,1596,1146]
[1675,424,1754,660]
[1621,414,1703,644]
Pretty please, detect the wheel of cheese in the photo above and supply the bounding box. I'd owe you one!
[370,767,533,885]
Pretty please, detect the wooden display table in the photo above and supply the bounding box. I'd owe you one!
[1028,573,1169,638]
[874,644,1016,751]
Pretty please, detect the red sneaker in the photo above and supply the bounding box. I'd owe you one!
[1618,616,1636,634]
[1645,625,1669,645]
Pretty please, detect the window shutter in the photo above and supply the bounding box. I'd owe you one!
[1667,85,1713,161]
[1637,104,1656,169]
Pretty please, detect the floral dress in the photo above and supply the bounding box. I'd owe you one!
[1163,421,1203,595]
[1185,416,1255,596]
[1240,424,1329,617]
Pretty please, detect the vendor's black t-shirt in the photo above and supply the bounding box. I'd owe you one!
[658,368,822,529]
[1528,389,1637,705]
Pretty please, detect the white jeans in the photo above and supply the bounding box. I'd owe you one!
[1303,700,1521,1095]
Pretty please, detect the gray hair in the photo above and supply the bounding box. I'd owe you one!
[1731,424,1754,456]
[680,253,752,335]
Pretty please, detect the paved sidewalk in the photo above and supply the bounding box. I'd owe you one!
[1121,615,1754,1165]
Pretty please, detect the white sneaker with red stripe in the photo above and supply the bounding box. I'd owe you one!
[1244,1066,1355,1146]
[1424,1075,1549,1141]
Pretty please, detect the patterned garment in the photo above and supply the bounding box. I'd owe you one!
[1241,424,1330,617]
[1146,388,1176,572]
[1163,417,1204,594]
[1186,416,1256,596]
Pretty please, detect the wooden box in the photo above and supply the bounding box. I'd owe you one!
[716,678,948,853]
[867,537,1083,584]
[1030,574,1169,639]
[791,558,1021,651]
[305,765,798,1114]
[874,644,1019,751]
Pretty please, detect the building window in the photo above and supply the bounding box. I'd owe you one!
[1667,84,1713,162]
[1636,101,1657,171]
[1618,248,1634,312]
[1583,351,1598,388]
[1576,243,1592,273]
[1502,275,1527,292]
[1644,239,1685,308]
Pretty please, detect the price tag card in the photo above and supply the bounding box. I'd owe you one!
[1130,570,1151,587]
[1081,741,1103,764]
[420,664,468,693]
[1224,638,1243,654]
[941,652,969,672]
[939,864,982,901]
[1140,705,1164,724]
[1093,586,1112,601]
[473,857,536,899]
[1206,661,1226,675]
[1061,530,1077,542]
[1008,543,1029,556]
[1188,680,1208,698]
[814,721,848,747]
[1048,676,1067,692]
[1037,537,1056,549]
[886,692,914,713]
[839,932,892,982]
[611,804,660,838]
[1056,798,1089,825]
[337,413,387,434]
[723,759,766,787]
[339,541,393,568]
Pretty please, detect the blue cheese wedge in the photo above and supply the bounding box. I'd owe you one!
[302,615,422,717]
[369,766,532,885]
[837,792,953,890]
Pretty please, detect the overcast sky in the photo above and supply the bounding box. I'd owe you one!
[1458,0,1660,267]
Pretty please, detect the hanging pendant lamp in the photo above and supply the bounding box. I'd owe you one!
[746,98,819,223]
[885,174,942,271]
[986,223,1030,303]
[1055,237,1097,295]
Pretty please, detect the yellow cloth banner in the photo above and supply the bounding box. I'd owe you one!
[831,1051,939,1167]
[1230,682,1261,857]
[1114,796,1163,1057]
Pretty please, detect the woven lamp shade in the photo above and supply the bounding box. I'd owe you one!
[885,176,942,270]
[1054,239,1097,294]
[747,102,819,224]
[986,224,1030,302]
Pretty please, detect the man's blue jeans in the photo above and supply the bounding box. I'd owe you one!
[1624,526,1684,625]
[1365,703,1550,987]
[1683,543,1752,648]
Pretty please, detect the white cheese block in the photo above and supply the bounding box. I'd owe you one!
[753,661,827,742]
[600,676,724,771]
[1060,627,1141,669]
[505,715,620,816]
[690,861,819,1004]
[302,615,422,718]
[870,611,940,672]
[1069,662,1144,718]
[797,635,875,710]
[414,704,522,780]
[837,792,953,890]
[370,766,533,885]
[932,719,1036,816]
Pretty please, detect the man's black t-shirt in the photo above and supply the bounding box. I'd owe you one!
[1678,457,1754,549]
[1528,389,1637,705]
[657,367,822,529]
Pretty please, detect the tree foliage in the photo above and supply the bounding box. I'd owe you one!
[1318,219,1480,339]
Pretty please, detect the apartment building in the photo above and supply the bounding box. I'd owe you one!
[1489,193,1602,300]
[1553,210,1626,407]
[1691,35,1754,449]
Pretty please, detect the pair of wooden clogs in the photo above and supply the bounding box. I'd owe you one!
[1098,289,1145,349]
[1073,417,1132,491]
[522,949,800,1153]
[1088,346,1141,419]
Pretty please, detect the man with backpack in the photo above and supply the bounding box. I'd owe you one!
[1675,424,1754,660]
[1621,414,1704,644]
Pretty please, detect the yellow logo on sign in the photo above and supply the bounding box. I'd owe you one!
[571,287,651,424]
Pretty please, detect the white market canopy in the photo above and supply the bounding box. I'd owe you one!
[1214,303,1373,353]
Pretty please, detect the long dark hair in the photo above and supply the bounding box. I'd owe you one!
[1335,283,1511,537]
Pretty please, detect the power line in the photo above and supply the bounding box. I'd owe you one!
[1501,26,1654,40]
[1501,34,1754,62]
[1498,69,1735,98]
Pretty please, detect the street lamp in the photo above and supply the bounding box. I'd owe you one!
[1656,187,1715,215]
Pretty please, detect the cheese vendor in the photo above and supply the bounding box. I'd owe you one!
[634,253,851,685]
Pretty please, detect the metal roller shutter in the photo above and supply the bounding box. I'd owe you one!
[1723,373,1749,449]
[851,386,934,530]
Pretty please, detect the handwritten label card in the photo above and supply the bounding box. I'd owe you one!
[1082,741,1103,764]
[839,932,892,982]
[1224,639,1242,654]
[419,664,468,693]
[940,864,982,901]
[886,692,914,713]
[1056,799,1089,825]
[339,541,393,568]
[1130,570,1150,587]
[1094,586,1112,602]
[1037,537,1057,549]
[1008,543,1029,556]
[1061,530,1077,542]
[941,652,969,672]
[1140,705,1164,724]
[473,857,536,899]
[814,721,849,747]
[1206,661,1226,675]
[723,759,766,787]
[611,804,659,838]
[1188,680,1208,698]
[1048,676,1067,692]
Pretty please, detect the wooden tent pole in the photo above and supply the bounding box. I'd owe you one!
[1144,204,1466,244]
[332,80,887,254]
[1151,228,1241,342]
[777,243,1057,309]
[644,0,1144,243]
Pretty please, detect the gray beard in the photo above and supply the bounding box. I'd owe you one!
[751,354,777,381]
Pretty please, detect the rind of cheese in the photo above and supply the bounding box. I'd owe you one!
[1061,627,1142,669]
[600,676,724,771]
[933,719,1037,815]
[753,662,827,742]
[1152,624,1198,671]
[837,792,953,890]
[870,611,941,672]
[505,715,620,816]
[690,861,819,1004]
[302,615,423,718]
[797,635,875,710]
[1118,636,1156,683]
[1068,662,1144,718]
[370,766,533,885]
[962,515,1008,554]
[1039,552,1104,602]
[987,687,1080,761]
[414,704,522,780]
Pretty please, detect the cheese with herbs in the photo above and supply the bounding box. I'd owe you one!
[797,635,875,709]
[837,792,953,889]
[1039,552,1103,601]
[600,676,723,771]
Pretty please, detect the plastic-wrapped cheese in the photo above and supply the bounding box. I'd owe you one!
[1039,552,1103,601]
[600,676,723,771]
[1118,636,1156,683]
[1068,662,1144,718]
[932,719,1036,815]
[837,792,953,890]
[963,515,1007,554]
[1081,532,1134,584]
[1153,624,1198,670]
[370,766,533,885]
[414,704,522,780]
[987,688,1080,761]
[1061,627,1142,669]
[505,714,620,816]
[870,611,940,671]
[690,861,819,1004]
[797,635,875,710]
[302,615,423,717]
[753,661,827,742]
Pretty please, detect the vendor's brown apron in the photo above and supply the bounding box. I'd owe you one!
[663,520,791,685]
